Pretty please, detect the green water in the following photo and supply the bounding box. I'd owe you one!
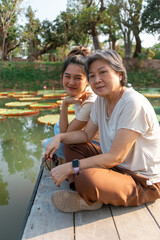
[0,88,160,240]
[0,97,57,240]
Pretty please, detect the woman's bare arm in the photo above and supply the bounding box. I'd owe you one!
[50,128,140,186]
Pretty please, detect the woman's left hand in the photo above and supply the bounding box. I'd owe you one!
[50,162,73,187]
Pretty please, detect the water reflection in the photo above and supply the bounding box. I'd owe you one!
[0,173,9,205]
[0,98,55,240]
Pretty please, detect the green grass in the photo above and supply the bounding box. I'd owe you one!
[0,61,63,91]
[127,68,159,87]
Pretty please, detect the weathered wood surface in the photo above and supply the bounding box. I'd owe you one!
[22,168,160,240]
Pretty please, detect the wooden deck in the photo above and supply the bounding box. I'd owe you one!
[21,167,160,240]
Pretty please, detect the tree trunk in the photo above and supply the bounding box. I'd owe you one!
[92,26,102,50]
[2,32,6,61]
[112,40,116,50]
[123,30,132,59]
[133,33,142,58]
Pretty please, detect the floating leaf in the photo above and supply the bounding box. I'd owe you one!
[5,102,36,107]
[37,114,75,125]
[19,97,43,101]
[12,94,35,98]
[37,90,53,95]
[56,100,63,106]
[144,94,160,98]
[0,96,8,99]
[60,105,75,113]
[1,109,39,116]
[0,92,10,96]
[43,93,66,99]
[55,90,66,93]
[30,103,58,109]
[0,108,10,114]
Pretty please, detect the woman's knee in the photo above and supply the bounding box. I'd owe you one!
[75,168,101,203]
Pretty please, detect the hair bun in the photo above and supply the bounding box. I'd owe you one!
[67,46,91,58]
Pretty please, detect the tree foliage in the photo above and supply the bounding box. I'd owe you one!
[0,0,159,60]
[142,0,160,33]
[0,0,23,60]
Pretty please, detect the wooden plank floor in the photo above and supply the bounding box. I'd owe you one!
[22,168,160,240]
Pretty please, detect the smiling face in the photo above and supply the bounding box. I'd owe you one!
[63,64,88,96]
[88,59,122,98]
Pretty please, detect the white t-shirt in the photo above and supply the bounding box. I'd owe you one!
[74,86,97,122]
[90,88,160,183]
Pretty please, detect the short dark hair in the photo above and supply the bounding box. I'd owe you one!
[85,49,128,86]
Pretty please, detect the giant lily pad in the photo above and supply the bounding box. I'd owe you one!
[13,94,35,98]
[37,114,75,125]
[0,96,9,99]
[0,92,10,96]
[0,108,10,114]
[19,97,43,101]
[0,108,39,116]
[7,92,17,97]
[43,93,66,99]
[144,93,160,98]
[30,103,58,109]
[68,105,75,113]
[5,101,36,107]
[56,100,63,106]
[60,105,75,113]
[55,90,66,93]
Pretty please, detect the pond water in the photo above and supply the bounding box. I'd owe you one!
[0,88,160,240]
[0,97,57,240]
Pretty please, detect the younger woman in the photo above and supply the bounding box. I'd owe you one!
[43,46,97,160]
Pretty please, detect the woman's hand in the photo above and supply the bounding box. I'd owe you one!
[63,91,91,105]
[45,135,61,160]
[50,162,73,187]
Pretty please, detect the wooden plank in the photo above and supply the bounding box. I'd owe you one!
[22,168,74,240]
[110,204,160,240]
[75,205,119,240]
[146,199,160,226]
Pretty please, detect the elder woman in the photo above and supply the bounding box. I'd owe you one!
[45,49,160,213]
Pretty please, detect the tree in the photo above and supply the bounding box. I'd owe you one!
[142,0,160,33]
[131,0,143,57]
[66,0,109,50]
[100,2,122,50]
[23,6,41,61]
[113,0,144,58]
[0,0,23,60]
[113,0,134,58]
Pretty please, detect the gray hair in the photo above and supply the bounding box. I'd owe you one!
[85,50,127,86]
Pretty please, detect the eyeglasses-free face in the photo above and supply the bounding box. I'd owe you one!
[88,59,122,99]
[63,64,88,97]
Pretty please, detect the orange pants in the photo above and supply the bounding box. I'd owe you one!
[63,142,160,207]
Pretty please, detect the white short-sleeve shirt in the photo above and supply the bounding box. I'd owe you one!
[90,88,160,183]
[74,86,97,122]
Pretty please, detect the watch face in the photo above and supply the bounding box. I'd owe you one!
[72,159,79,168]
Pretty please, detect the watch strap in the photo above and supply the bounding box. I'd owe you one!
[73,167,79,174]
[72,159,79,174]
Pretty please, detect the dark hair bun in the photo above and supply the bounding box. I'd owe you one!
[67,46,91,58]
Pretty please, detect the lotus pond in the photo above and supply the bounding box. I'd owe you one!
[0,88,160,240]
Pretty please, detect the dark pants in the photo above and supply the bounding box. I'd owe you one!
[63,142,160,207]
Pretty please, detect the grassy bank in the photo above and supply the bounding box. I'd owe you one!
[0,61,63,91]
[0,61,159,91]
